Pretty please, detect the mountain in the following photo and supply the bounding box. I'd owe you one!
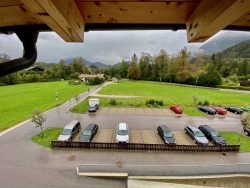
[215,39,250,60]
[200,32,250,54]
[64,57,107,68]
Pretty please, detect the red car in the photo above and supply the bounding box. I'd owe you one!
[214,107,227,115]
[170,105,183,114]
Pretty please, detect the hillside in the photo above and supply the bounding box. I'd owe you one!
[215,39,250,59]
[200,32,250,54]
[64,57,107,68]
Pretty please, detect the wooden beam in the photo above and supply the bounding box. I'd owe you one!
[186,0,250,42]
[21,0,84,42]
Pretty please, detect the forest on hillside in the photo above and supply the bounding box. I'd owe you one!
[104,47,250,87]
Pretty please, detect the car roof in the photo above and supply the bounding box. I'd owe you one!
[159,125,171,132]
[85,123,97,131]
[64,120,79,129]
[187,125,200,132]
[118,123,128,130]
[200,125,216,132]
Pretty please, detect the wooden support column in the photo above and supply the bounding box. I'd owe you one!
[187,0,250,42]
[21,0,84,42]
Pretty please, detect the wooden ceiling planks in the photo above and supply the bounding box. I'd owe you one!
[0,0,250,42]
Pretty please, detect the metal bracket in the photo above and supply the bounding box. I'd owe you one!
[0,27,39,77]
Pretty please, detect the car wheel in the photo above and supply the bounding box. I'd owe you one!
[193,139,197,144]
[184,130,187,134]
[244,131,249,136]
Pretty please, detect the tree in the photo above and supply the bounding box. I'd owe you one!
[238,113,250,142]
[175,47,192,83]
[191,53,205,85]
[128,54,140,80]
[31,110,46,136]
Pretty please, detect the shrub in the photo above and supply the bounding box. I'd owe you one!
[108,99,117,105]
[145,99,164,107]
[197,101,203,105]
[68,80,81,85]
[87,77,104,85]
[203,99,210,106]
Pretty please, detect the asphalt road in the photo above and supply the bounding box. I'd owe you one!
[0,86,249,188]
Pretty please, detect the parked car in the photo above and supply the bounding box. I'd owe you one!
[116,123,129,143]
[198,106,216,115]
[244,127,250,136]
[88,98,100,112]
[213,107,227,115]
[57,120,81,141]
[226,107,244,114]
[198,125,227,146]
[157,125,176,145]
[184,125,209,146]
[88,104,99,113]
[79,123,98,142]
[170,105,183,114]
[242,106,250,112]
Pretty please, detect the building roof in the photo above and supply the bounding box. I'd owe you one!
[79,74,104,79]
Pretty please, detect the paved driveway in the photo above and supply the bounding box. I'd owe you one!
[0,87,249,188]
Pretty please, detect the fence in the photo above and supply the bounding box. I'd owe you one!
[51,141,240,152]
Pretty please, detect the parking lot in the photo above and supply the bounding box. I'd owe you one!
[73,128,213,145]
[98,107,186,116]
[97,107,241,119]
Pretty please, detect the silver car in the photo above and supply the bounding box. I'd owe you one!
[58,120,81,141]
[184,125,209,146]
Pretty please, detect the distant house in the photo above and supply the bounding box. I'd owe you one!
[240,79,250,86]
[25,66,44,72]
[78,74,104,83]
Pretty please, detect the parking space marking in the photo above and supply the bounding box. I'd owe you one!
[174,131,194,145]
[154,130,164,144]
[141,130,159,144]
[130,130,143,143]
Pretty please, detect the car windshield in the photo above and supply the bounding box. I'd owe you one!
[61,129,72,135]
[211,131,219,137]
[117,130,128,135]
[164,132,172,138]
[194,131,204,137]
[83,131,92,136]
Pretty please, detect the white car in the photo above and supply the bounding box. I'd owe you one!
[116,123,129,143]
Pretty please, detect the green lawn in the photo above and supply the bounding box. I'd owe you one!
[100,81,250,106]
[96,80,250,116]
[0,81,92,131]
[71,96,203,115]
[32,128,62,148]
[220,132,250,152]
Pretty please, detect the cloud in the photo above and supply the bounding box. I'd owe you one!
[0,30,248,65]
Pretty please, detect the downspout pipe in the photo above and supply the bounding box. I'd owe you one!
[0,29,39,77]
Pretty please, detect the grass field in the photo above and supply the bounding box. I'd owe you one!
[100,81,250,106]
[220,132,250,152]
[0,81,92,131]
[73,80,249,115]
[32,128,62,148]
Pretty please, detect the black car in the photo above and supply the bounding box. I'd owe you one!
[198,125,227,146]
[88,105,99,112]
[184,125,209,146]
[226,107,244,114]
[198,106,216,115]
[79,124,98,142]
[244,128,250,136]
[157,125,176,145]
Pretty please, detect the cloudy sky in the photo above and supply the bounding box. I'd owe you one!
[0,30,246,65]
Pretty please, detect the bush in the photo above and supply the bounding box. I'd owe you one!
[203,99,210,106]
[108,99,117,105]
[87,77,104,85]
[145,99,164,107]
[197,101,203,105]
[68,80,81,85]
